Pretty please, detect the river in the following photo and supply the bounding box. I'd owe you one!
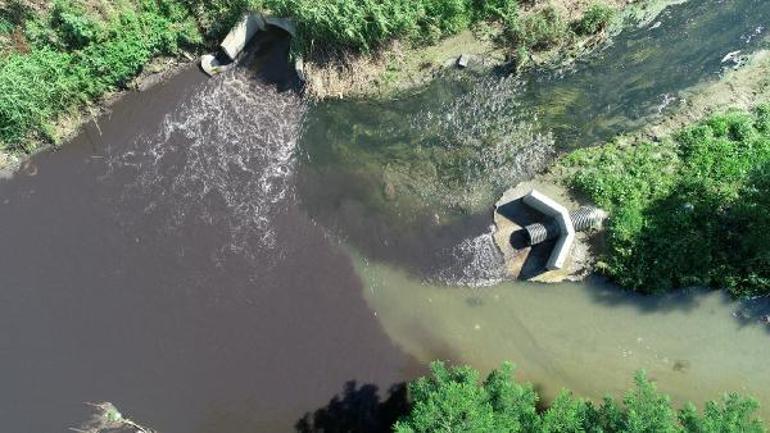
[1,1,770,432]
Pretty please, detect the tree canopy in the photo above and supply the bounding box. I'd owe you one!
[394,362,766,433]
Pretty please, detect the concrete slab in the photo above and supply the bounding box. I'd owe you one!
[523,189,575,270]
[493,181,597,283]
[221,14,266,60]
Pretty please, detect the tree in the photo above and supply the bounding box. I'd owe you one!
[394,361,497,433]
[394,362,767,433]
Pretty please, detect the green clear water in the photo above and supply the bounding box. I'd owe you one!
[296,0,770,412]
[298,0,770,223]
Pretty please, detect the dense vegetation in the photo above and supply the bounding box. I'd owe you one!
[255,0,614,59]
[564,107,770,296]
[0,0,208,150]
[0,0,615,152]
[395,361,766,433]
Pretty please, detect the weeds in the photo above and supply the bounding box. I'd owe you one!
[512,6,569,50]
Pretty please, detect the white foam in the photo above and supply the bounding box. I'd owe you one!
[108,69,305,259]
[433,226,507,288]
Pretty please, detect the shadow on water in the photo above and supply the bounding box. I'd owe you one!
[584,274,770,333]
[295,382,409,433]
[584,275,707,313]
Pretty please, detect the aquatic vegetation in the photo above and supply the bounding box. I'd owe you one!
[395,362,766,433]
[564,107,770,296]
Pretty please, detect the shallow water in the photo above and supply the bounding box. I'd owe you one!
[297,0,770,415]
[298,0,770,226]
[356,255,770,411]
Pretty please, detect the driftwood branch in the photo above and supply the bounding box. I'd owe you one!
[70,402,156,433]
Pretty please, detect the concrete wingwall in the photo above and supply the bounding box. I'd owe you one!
[220,13,297,61]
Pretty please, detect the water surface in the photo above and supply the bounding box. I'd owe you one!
[2,1,770,432]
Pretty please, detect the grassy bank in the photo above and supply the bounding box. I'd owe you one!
[560,106,770,297]
[0,0,211,153]
[393,361,765,433]
[0,0,621,154]
[279,0,624,98]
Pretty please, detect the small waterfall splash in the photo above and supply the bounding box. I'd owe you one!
[431,226,507,288]
[108,66,306,261]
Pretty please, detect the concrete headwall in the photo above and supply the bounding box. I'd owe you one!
[220,13,296,61]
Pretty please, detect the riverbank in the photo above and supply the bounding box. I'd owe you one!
[301,0,684,99]
[545,47,770,296]
[0,0,682,171]
[0,0,231,170]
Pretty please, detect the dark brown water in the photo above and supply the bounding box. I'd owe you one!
[0,35,418,433]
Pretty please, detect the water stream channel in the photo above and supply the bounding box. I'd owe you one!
[2,1,770,432]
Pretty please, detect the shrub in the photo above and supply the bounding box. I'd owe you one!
[565,107,770,296]
[573,3,614,35]
[0,0,32,34]
[51,0,103,50]
[395,362,767,433]
[473,0,519,25]
[512,6,569,51]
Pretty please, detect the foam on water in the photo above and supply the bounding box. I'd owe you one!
[431,226,507,288]
[108,68,306,260]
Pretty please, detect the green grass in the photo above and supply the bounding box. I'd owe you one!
[259,0,520,57]
[0,0,204,151]
[563,107,770,296]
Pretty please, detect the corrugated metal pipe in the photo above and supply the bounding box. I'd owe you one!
[524,206,607,246]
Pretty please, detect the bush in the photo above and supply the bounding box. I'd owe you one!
[0,0,33,35]
[511,6,569,51]
[573,3,614,35]
[395,362,766,433]
[51,0,103,50]
[565,107,770,296]
[473,0,519,25]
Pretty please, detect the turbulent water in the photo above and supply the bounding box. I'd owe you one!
[108,70,306,260]
[430,227,507,288]
[0,34,414,433]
